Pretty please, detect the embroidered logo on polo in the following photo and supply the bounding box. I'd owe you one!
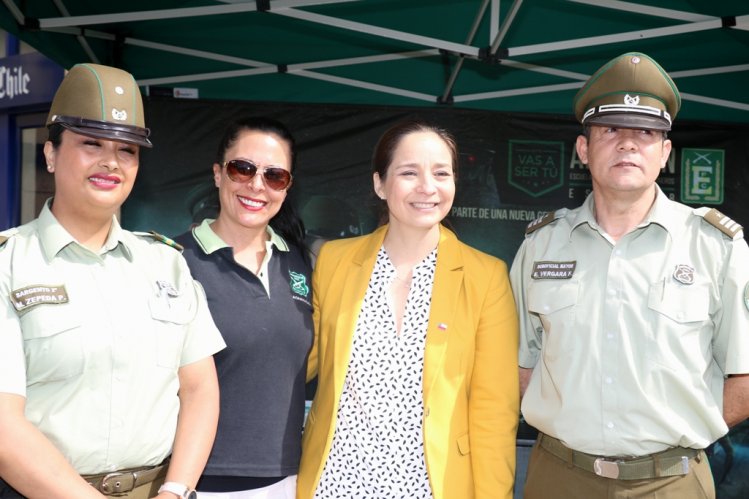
[673,264,695,285]
[10,284,69,312]
[289,271,309,298]
[531,261,576,279]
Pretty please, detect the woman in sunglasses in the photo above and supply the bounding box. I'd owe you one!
[175,117,313,499]
[297,119,519,499]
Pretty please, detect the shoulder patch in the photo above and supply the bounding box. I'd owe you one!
[135,230,184,251]
[525,209,565,235]
[701,208,743,239]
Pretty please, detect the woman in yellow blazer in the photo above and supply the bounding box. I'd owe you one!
[298,120,519,499]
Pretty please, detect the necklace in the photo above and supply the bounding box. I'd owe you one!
[393,269,412,289]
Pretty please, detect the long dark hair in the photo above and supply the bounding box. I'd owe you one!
[215,117,308,258]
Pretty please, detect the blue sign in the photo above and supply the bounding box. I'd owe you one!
[0,52,64,109]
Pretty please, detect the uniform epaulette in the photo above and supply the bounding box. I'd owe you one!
[525,209,565,235]
[134,230,184,251]
[699,208,743,239]
[0,229,17,248]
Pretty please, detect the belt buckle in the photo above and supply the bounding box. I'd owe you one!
[593,458,621,479]
[100,471,137,494]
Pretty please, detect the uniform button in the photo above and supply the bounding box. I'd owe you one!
[605,377,613,384]
[614,249,622,256]
[607,332,615,339]
[543,305,550,312]
[607,421,614,429]
[607,289,616,296]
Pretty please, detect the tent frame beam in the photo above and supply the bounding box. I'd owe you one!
[7,0,749,115]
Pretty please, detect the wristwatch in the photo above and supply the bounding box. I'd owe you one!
[158,481,197,499]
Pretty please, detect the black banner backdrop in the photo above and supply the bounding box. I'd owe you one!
[124,98,749,497]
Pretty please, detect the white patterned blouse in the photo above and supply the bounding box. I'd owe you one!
[314,246,437,499]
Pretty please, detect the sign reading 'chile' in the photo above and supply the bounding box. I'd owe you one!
[0,52,64,109]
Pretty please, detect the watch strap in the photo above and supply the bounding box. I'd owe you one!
[158,481,193,498]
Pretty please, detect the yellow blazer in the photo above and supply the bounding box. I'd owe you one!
[298,225,519,499]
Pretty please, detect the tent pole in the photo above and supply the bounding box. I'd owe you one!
[439,0,492,104]
[0,0,23,24]
[51,0,100,63]
[489,0,524,56]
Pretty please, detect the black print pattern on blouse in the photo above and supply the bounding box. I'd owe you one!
[314,247,437,499]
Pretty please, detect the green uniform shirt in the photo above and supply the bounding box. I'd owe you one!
[0,200,225,474]
[511,187,749,457]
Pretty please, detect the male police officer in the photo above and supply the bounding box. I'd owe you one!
[0,64,225,498]
[511,52,749,498]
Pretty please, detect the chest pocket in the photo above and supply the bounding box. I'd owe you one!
[20,303,84,385]
[149,293,193,370]
[646,279,711,369]
[648,279,710,324]
[527,280,579,358]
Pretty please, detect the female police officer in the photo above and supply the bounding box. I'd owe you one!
[0,64,225,499]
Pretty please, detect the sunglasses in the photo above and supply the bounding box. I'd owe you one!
[223,159,292,191]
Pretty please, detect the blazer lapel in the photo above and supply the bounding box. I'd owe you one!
[333,226,387,396]
[422,226,464,403]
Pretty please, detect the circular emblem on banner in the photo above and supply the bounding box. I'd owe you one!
[673,264,695,285]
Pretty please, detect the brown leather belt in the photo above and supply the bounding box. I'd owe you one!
[83,461,168,496]
[538,433,701,480]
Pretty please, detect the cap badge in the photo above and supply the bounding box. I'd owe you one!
[115,86,124,95]
[112,108,128,121]
[631,56,641,64]
[624,94,640,106]
[673,264,695,285]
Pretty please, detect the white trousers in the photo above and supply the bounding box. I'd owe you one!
[197,475,297,499]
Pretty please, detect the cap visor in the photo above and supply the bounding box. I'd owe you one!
[59,123,153,148]
[586,113,671,132]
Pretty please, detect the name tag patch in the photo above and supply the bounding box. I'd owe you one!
[531,261,576,279]
[10,284,69,312]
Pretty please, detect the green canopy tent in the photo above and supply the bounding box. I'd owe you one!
[1,0,749,123]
